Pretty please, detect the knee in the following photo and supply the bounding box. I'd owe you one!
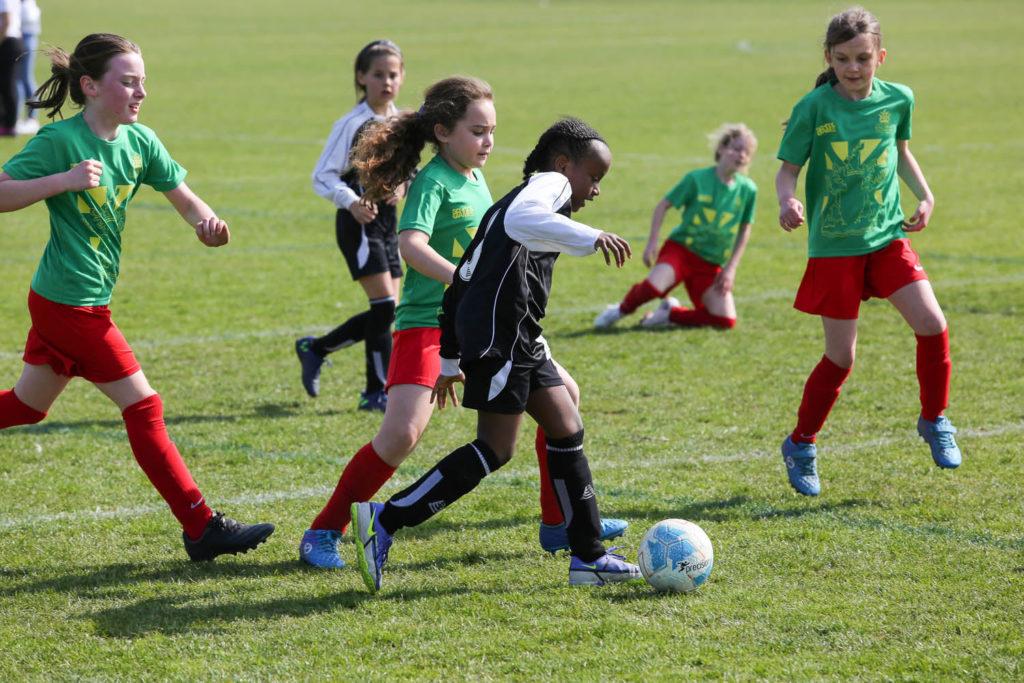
[367,297,396,333]
[827,349,855,369]
[915,312,947,337]
[374,424,420,461]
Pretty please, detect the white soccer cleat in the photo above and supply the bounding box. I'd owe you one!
[594,304,624,329]
[640,297,679,328]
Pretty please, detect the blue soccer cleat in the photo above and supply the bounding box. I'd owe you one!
[568,548,643,586]
[351,501,392,594]
[781,436,821,496]
[917,415,962,469]
[298,528,345,569]
[539,518,629,553]
[358,389,388,413]
[295,337,326,398]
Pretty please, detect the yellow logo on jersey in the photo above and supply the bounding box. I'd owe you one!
[451,206,475,219]
[816,122,837,136]
[879,111,891,125]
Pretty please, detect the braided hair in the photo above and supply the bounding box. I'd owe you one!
[522,117,605,181]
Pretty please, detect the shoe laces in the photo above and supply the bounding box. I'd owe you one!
[314,531,338,552]
[790,455,817,478]
[209,512,241,533]
[927,418,958,449]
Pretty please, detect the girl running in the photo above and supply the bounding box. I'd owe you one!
[0,34,274,559]
[595,124,758,330]
[298,82,624,569]
[776,8,961,496]
[296,39,405,410]
[352,117,640,592]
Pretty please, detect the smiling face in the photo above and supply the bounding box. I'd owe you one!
[435,97,496,176]
[556,140,612,212]
[826,32,886,100]
[357,53,404,113]
[82,51,147,125]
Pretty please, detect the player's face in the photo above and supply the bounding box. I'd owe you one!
[85,52,146,125]
[561,141,612,212]
[826,33,886,100]
[717,136,753,174]
[436,98,496,176]
[358,54,404,112]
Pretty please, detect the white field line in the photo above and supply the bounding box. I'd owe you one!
[2,272,1021,362]
[1,421,1019,531]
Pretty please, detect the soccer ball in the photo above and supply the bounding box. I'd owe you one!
[637,519,714,593]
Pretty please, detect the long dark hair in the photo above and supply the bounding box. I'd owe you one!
[352,76,492,201]
[815,7,882,88]
[522,117,605,181]
[29,33,140,120]
[353,39,403,102]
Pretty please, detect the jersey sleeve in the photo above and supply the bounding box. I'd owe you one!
[740,182,757,225]
[504,172,601,255]
[778,96,815,166]
[311,113,362,210]
[896,87,913,141]
[2,124,59,180]
[399,175,444,237]
[664,172,696,209]
[140,132,187,191]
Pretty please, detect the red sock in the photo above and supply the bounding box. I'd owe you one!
[0,389,47,428]
[620,280,663,315]
[535,426,564,526]
[916,328,951,422]
[122,394,212,540]
[312,441,396,532]
[792,356,852,444]
[668,306,736,329]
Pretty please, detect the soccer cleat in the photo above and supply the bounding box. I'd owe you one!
[351,501,392,593]
[568,549,643,586]
[640,296,680,328]
[358,389,388,413]
[295,336,326,398]
[183,512,275,562]
[298,528,345,569]
[593,304,624,329]
[917,415,962,469]
[539,518,629,553]
[781,436,821,496]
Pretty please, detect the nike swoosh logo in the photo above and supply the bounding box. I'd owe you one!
[190,498,205,509]
[364,507,377,548]
[581,563,597,570]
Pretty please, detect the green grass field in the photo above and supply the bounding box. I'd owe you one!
[1,0,1022,679]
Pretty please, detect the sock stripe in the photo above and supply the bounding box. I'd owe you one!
[389,470,443,508]
[552,478,573,526]
[470,442,491,475]
[547,443,584,453]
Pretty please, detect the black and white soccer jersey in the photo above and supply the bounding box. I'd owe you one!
[439,172,602,373]
[311,100,396,210]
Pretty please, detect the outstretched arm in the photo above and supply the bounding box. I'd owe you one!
[896,140,934,232]
[163,182,230,247]
[0,161,103,212]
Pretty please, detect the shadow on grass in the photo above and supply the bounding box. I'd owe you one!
[608,494,872,525]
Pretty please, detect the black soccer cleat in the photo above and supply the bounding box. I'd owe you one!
[183,512,275,562]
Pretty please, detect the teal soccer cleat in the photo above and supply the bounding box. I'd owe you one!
[298,529,345,569]
[539,518,629,553]
[781,436,821,496]
[917,415,962,469]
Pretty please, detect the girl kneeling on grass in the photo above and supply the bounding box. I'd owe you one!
[0,34,274,560]
[352,117,640,592]
[776,8,961,497]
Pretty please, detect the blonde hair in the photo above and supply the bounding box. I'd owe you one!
[708,123,757,168]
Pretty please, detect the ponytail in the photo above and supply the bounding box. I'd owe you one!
[353,76,492,201]
[28,33,140,120]
[814,66,837,89]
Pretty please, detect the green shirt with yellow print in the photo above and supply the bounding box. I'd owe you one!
[665,166,757,266]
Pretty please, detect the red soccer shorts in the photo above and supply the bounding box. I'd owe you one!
[385,326,441,390]
[656,239,722,306]
[794,238,930,319]
[22,289,141,383]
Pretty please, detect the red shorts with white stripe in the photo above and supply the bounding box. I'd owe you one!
[22,289,141,383]
[793,238,929,320]
[385,327,441,390]
[656,240,722,305]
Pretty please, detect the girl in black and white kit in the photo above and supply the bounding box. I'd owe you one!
[352,118,641,591]
[296,39,405,411]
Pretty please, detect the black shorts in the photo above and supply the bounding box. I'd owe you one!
[335,204,402,281]
[461,356,564,415]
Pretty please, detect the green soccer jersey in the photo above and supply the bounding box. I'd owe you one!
[395,154,492,330]
[665,166,757,266]
[3,114,186,305]
[778,79,913,257]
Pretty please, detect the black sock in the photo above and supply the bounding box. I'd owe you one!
[546,430,603,562]
[379,440,502,534]
[312,310,369,357]
[363,297,395,393]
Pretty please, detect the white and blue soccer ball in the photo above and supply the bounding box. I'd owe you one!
[637,519,714,593]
